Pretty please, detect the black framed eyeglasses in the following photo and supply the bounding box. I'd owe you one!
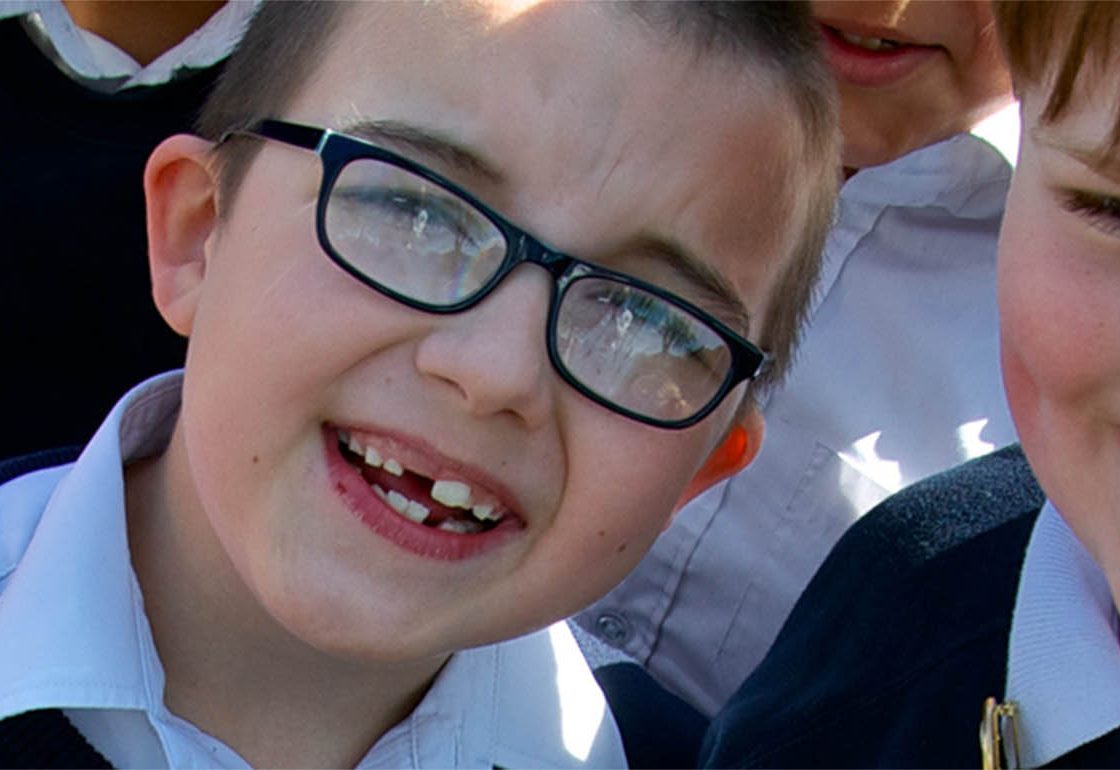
[228,119,768,429]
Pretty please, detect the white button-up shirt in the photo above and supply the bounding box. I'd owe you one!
[576,105,1022,715]
[0,373,626,769]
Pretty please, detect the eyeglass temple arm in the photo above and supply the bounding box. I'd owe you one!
[219,119,326,152]
[753,350,773,380]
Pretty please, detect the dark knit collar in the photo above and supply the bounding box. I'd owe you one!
[0,708,113,768]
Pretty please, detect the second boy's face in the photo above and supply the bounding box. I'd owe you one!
[165,2,801,662]
[999,72,1120,573]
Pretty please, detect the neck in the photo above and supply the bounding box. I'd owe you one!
[125,430,445,768]
[61,0,226,66]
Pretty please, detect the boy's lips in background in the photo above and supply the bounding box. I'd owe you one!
[818,21,942,89]
[324,425,526,562]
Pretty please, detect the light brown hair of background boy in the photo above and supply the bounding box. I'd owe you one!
[130,1,837,766]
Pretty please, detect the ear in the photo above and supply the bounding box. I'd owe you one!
[144,134,219,337]
[672,408,764,514]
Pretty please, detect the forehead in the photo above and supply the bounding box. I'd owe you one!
[281,0,803,334]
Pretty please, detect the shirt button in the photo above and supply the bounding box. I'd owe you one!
[596,612,630,645]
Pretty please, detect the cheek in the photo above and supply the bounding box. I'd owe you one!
[551,419,713,579]
[998,223,1062,406]
[999,214,1120,434]
[998,190,1063,446]
[951,10,1012,108]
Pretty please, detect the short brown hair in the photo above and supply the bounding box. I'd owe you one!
[994,1,1120,153]
[196,1,839,397]
[195,2,342,209]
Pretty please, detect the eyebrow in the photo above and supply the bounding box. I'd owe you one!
[1032,125,1120,186]
[632,234,753,337]
[337,118,506,186]
[335,119,752,335]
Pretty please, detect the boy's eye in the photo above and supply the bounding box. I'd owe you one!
[1061,190,1120,238]
[555,275,733,420]
[587,284,726,373]
[596,286,694,342]
[323,157,510,305]
[333,184,474,240]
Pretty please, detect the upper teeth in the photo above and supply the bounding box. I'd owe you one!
[432,479,471,508]
[340,430,503,527]
[839,31,899,51]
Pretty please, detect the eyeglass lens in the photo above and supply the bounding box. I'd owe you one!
[323,156,734,424]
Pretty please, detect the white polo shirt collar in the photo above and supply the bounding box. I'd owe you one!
[1006,500,1120,767]
[0,0,256,91]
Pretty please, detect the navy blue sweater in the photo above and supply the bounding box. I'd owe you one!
[0,17,222,458]
[701,445,1120,768]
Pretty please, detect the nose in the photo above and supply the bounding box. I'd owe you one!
[414,265,557,429]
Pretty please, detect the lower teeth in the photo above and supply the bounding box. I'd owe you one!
[437,519,483,534]
[371,481,490,533]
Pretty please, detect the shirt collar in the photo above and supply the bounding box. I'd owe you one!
[2,0,256,92]
[791,100,1020,392]
[839,101,1019,214]
[0,372,184,761]
[1006,500,1120,767]
[359,622,622,768]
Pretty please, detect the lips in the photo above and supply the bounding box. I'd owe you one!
[325,425,523,560]
[819,22,942,88]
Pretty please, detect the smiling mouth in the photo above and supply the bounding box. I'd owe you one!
[337,429,509,534]
[824,23,918,52]
[829,27,903,52]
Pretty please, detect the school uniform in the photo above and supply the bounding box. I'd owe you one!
[698,445,1120,768]
[0,372,627,769]
[4,1,253,91]
[0,2,253,459]
[576,104,1023,716]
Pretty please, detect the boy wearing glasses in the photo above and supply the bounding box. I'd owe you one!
[0,1,838,767]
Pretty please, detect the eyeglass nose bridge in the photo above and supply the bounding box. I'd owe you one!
[503,232,579,282]
[467,231,582,314]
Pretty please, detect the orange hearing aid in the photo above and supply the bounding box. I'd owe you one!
[674,423,757,512]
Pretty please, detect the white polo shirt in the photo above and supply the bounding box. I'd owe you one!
[0,372,626,769]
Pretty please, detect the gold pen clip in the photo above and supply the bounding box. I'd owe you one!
[980,696,1020,770]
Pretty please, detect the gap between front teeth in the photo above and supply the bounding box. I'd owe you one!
[343,430,502,525]
[431,480,498,521]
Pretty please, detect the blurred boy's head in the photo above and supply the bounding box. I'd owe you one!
[141,0,838,661]
[993,1,1120,580]
[813,0,1014,169]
